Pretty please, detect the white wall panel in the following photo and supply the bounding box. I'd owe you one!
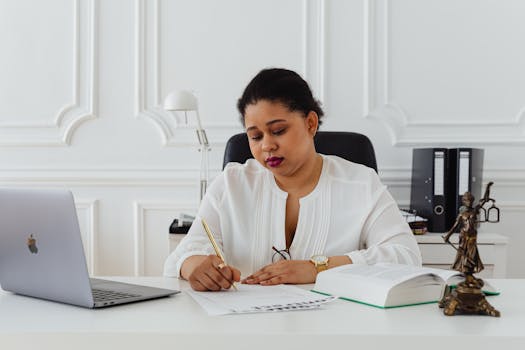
[479,201,525,278]
[133,201,196,276]
[0,0,96,146]
[304,0,326,104]
[365,0,525,145]
[136,0,307,147]
[76,199,99,275]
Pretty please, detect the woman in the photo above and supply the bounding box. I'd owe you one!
[164,68,421,291]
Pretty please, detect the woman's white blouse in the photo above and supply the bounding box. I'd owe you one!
[164,155,422,278]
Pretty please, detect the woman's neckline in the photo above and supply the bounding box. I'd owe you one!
[269,154,327,200]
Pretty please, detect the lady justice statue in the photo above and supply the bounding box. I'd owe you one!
[439,182,501,317]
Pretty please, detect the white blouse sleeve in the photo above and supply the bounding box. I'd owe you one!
[346,171,422,266]
[163,176,225,278]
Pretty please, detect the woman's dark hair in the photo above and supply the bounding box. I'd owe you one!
[237,68,324,127]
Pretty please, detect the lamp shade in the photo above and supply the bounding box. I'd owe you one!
[163,90,198,111]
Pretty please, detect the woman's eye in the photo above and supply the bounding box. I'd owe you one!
[250,135,262,141]
[273,128,286,135]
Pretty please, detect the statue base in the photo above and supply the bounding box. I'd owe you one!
[439,275,500,317]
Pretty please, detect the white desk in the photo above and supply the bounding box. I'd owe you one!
[1,277,524,349]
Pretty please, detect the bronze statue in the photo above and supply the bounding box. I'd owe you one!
[439,182,501,317]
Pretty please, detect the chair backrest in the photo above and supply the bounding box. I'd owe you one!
[222,131,377,172]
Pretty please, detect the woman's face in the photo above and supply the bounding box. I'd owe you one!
[244,100,318,179]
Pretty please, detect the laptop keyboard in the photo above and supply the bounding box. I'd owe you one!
[92,288,140,302]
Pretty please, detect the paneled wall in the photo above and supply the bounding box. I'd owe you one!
[1,0,524,277]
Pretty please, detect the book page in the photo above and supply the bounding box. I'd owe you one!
[334,263,436,285]
[187,284,336,316]
[419,266,462,282]
[418,267,499,294]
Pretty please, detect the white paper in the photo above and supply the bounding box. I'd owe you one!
[187,284,336,316]
[400,209,428,223]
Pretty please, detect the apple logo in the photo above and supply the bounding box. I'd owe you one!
[27,234,38,254]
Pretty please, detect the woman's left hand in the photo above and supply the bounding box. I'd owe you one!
[241,260,317,285]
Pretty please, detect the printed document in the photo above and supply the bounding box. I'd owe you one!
[187,284,336,316]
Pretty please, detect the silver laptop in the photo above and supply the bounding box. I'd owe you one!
[0,188,179,308]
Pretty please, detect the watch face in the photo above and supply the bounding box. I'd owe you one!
[311,255,328,264]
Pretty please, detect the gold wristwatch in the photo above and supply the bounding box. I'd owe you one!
[310,255,329,273]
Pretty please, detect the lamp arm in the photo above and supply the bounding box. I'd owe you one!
[199,143,209,201]
[194,110,210,201]
[194,110,209,147]
[194,110,205,135]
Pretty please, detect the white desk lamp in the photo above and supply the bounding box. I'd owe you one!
[163,90,210,201]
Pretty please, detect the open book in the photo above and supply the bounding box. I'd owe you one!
[312,263,499,309]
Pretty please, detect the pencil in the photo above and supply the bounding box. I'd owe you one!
[201,218,238,291]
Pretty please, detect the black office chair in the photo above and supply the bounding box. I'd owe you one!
[222,131,377,172]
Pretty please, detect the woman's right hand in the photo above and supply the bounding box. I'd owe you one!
[184,255,241,291]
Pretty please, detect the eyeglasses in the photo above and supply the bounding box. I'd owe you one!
[272,246,291,262]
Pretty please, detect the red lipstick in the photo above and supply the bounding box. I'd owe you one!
[266,156,283,167]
